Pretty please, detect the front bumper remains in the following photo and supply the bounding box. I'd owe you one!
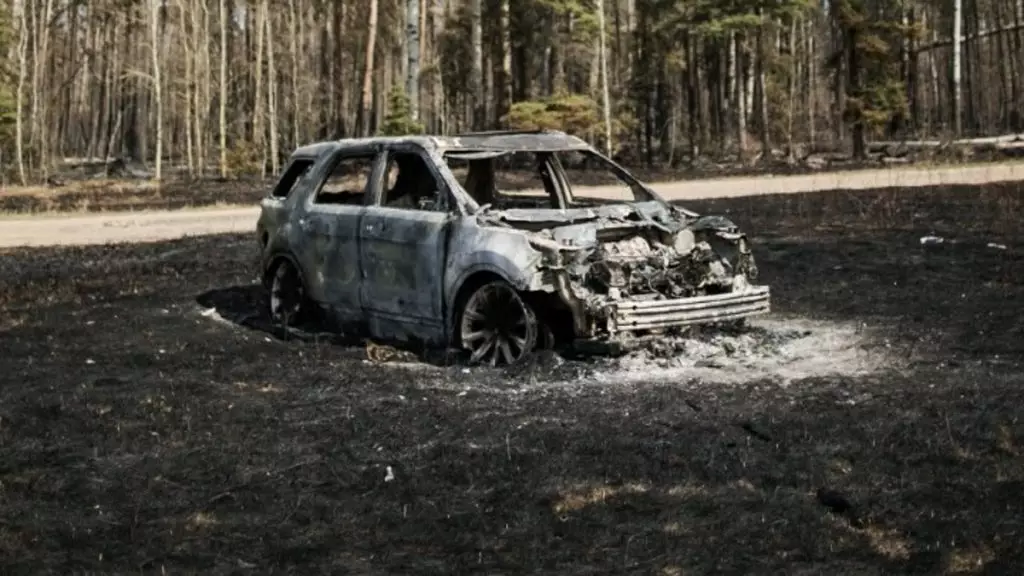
[571,285,771,355]
[608,285,771,334]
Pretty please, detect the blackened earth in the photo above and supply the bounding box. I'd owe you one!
[1,183,1023,573]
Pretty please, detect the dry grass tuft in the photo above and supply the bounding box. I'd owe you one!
[552,482,650,514]
[861,524,913,561]
[995,423,1018,456]
[186,512,219,531]
[946,544,996,574]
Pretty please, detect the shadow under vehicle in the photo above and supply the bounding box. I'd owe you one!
[256,129,770,366]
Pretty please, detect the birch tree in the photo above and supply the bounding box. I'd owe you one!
[218,0,227,177]
[360,0,379,136]
[151,0,163,180]
[406,0,420,120]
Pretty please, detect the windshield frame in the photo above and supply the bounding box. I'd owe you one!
[550,149,665,207]
[440,145,670,212]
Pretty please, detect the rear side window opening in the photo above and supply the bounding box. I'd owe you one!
[271,158,316,199]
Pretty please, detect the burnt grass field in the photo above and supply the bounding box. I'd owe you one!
[1,183,1024,574]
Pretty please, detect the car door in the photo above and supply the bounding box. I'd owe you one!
[358,144,453,339]
[296,145,385,322]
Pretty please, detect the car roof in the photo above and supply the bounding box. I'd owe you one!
[290,130,594,158]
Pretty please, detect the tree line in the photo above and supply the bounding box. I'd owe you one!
[0,0,1021,183]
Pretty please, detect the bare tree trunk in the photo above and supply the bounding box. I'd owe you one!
[219,0,228,176]
[15,0,28,184]
[151,0,163,180]
[755,10,770,160]
[930,19,942,132]
[596,0,612,154]
[953,0,963,136]
[470,0,484,129]
[288,0,300,146]
[432,0,445,133]
[786,17,797,158]
[360,0,379,136]
[37,0,55,177]
[27,0,39,170]
[198,0,211,173]
[848,26,866,159]
[684,31,699,159]
[806,17,815,146]
[406,0,421,120]
[497,0,512,126]
[180,0,195,175]
[266,3,279,173]
[419,0,428,111]
[734,32,747,161]
[254,0,265,165]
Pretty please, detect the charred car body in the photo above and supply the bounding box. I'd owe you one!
[257,130,770,365]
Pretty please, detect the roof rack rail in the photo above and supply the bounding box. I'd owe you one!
[451,129,558,137]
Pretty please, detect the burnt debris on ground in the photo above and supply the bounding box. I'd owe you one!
[1,182,1023,573]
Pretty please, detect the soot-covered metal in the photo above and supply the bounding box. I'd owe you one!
[256,130,770,366]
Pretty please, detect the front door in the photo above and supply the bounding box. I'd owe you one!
[358,145,452,342]
[297,146,384,322]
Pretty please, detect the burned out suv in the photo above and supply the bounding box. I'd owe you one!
[257,130,770,366]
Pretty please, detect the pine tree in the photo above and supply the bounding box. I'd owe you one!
[830,0,913,158]
[379,86,426,136]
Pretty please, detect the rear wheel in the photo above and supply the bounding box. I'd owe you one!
[458,280,538,366]
[269,260,308,326]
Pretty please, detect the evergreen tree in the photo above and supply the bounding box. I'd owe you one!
[379,86,426,136]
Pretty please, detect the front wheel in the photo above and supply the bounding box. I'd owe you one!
[458,280,538,366]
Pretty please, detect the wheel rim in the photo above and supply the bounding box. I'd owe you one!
[270,263,304,322]
[460,283,535,366]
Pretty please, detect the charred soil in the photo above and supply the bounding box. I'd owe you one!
[1,183,1023,573]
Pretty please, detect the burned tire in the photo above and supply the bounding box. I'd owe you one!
[269,260,309,327]
[458,280,538,366]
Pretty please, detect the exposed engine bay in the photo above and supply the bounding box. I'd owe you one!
[522,209,758,299]
[589,231,740,300]
[483,202,767,342]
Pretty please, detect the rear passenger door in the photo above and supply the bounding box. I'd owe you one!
[295,146,384,321]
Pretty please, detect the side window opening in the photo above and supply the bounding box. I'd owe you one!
[271,158,315,199]
[313,153,377,206]
[381,151,445,211]
[444,151,560,209]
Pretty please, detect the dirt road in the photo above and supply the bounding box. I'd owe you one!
[2,161,1022,248]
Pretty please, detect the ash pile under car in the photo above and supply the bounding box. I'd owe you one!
[256,129,770,366]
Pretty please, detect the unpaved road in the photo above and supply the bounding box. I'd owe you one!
[0,207,258,248]
[2,161,1022,248]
